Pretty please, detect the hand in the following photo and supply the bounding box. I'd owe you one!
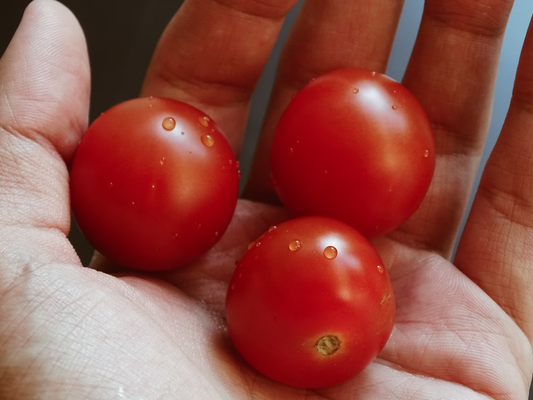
[1,0,532,398]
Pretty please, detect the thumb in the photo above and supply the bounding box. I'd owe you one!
[0,0,90,279]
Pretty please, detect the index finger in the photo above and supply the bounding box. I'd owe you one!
[141,0,299,154]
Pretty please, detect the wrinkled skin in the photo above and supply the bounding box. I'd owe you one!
[1,0,533,399]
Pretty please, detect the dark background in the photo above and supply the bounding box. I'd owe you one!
[1,0,533,397]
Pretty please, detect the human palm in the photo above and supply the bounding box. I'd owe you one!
[1,1,532,399]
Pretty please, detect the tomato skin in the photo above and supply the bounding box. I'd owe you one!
[70,97,239,271]
[270,68,435,237]
[226,216,395,388]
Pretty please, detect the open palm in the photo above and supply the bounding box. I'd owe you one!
[1,0,532,399]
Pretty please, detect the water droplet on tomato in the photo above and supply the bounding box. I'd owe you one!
[236,161,241,168]
[131,201,135,206]
[353,88,359,94]
[289,240,301,251]
[392,105,398,110]
[160,157,165,165]
[290,148,294,154]
[149,96,154,100]
[324,246,338,259]
[181,131,185,135]
[173,233,178,239]
[424,150,429,158]
[201,135,214,147]
[163,117,176,131]
[151,184,155,189]
[248,241,256,250]
[371,71,377,77]
[108,182,113,188]
[255,241,262,248]
[238,170,242,179]
[268,226,277,232]
[377,265,384,273]
[199,116,210,127]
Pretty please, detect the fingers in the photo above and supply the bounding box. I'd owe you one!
[244,0,405,201]
[141,0,299,154]
[0,0,90,278]
[454,16,533,341]
[387,0,514,255]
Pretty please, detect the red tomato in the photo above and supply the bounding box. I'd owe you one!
[270,68,435,237]
[226,216,396,388]
[70,97,239,271]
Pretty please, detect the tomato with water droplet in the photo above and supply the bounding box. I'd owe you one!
[70,97,239,271]
[270,68,435,237]
[226,216,396,388]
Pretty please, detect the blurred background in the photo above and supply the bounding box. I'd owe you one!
[1,0,533,395]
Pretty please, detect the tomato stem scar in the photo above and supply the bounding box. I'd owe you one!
[315,335,340,356]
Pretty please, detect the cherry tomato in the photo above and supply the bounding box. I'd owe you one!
[270,68,435,237]
[226,216,395,388]
[70,97,239,271]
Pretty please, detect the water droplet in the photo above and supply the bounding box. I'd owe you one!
[268,226,277,233]
[181,131,185,135]
[131,201,135,206]
[149,96,154,100]
[289,240,301,251]
[248,241,256,250]
[151,184,155,189]
[108,182,114,188]
[238,170,242,179]
[290,148,294,154]
[309,77,316,83]
[229,159,233,165]
[424,150,429,158]
[199,116,210,127]
[173,233,178,239]
[238,272,242,278]
[160,157,165,165]
[371,71,377,77]
[201,135,214,147]
[388,188,392,192]
[100,112,104,116]
[324,246,338,259]
[235,161,241,168]
[353,88,359,94]
[324,170,328,175]
[149,104,153,108]
[255,241,262,248]
[211,232,220,243]
[377,265,384,273]
[392,105,398,110]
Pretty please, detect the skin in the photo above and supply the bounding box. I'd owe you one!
[0,0,532,399]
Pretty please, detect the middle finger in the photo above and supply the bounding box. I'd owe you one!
[244,0,405,201]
